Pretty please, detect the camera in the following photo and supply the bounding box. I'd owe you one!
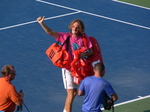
[102,93,114,111]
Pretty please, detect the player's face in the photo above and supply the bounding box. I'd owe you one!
[9,68,16,81]
[71,22,80,36]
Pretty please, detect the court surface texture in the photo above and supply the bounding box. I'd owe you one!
[0,0,150,112]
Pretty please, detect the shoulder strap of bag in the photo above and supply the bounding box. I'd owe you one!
[57,35,70,51]
[65,35,70,51]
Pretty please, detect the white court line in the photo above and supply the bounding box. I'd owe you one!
[36,0,150,30]
[0,20,37,31]
[114,95,150,107]
[0,0,150,31]
[0,11,80,31]
[35,0,81,12]
[112,0,150,10]
[101,95,150,110]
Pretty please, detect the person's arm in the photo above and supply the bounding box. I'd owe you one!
[15,92,24,106]
[111,93,118,102]
[78,90,85,96]
[80,48,94,58]
[37,16,58,38]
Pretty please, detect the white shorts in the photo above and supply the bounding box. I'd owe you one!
[62,68,78,89]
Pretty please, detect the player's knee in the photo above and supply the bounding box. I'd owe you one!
[67,89,77,98]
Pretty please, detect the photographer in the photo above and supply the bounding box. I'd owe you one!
[0,65,24,112]
[78,63,118,112]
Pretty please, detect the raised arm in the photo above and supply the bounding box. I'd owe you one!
[37,16,58,38]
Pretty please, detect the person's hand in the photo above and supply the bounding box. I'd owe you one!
[19,92,24,98]
[37,16,45,24]
[80,52,86,58]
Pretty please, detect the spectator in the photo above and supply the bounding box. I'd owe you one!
[0,65,24,112]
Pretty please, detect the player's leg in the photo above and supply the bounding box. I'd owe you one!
[62,69,78,112]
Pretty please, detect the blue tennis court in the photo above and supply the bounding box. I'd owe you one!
[0,0,150,111]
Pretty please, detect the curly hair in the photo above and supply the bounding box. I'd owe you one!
[68,19,85,35]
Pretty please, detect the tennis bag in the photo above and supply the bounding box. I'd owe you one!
[70,34,104,84]
[46,36,70,68]
[71,47,91,84]
[82,34,104,75]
